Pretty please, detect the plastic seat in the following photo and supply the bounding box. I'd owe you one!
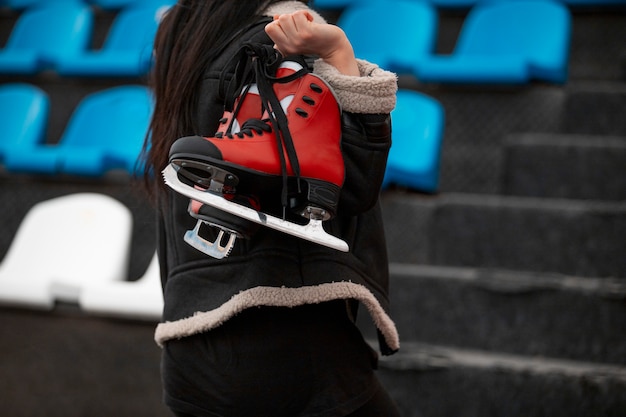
[415,0,572,84]
[4,85,153,176]
[561,0,626,4]
[87,0,175,10]
[0,3,93,75]
[337,0,437,72]
[0,83,49,163]
[5,0,79,9]
[56,4,169,77]
[383,90,445,193]
[79,252,163,320]
[0,193,133,309]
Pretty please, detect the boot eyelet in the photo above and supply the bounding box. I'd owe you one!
[295,108,308,117]
[302,96,315,106]
[309,83,323,93]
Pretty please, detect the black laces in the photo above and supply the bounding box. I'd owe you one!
[215,118,272,139]
[218,43,310,212]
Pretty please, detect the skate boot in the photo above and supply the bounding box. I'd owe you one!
[165,43,348,254]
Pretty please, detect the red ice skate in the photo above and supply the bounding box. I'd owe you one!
[170,46,344,218]
[164,43,348,257]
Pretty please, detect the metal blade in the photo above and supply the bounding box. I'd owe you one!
[163,164,349,252]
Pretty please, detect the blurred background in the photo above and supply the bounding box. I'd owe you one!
[0,0,625,416]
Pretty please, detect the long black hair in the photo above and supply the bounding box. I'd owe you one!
[143,0,308,193]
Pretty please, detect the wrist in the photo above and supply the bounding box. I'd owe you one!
[320,38,360,76]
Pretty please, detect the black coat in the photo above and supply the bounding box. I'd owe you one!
[154,17,399,355]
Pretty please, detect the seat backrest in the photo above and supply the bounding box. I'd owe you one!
[0,193,132,293]
[385,89,445,192]
[60,85,153,155]
[337,0,437,71]
[4,3,93,63]
[101,5,163,52]
[457,0,571,60]
[0,83,48,158]
[6,0,78,9]
[390,90,445,171]
[87,0,175,10]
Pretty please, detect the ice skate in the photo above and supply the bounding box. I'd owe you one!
[164,43,348,255]
[163,165,348,253]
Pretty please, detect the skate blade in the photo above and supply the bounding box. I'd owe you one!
[184,219,237,259]
[164,165,349,252]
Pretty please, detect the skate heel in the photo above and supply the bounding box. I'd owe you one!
[184,194,261,259]
[171,158,239,193]
[293,178,341,220]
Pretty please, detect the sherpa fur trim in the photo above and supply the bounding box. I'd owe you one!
[263,1,327,24]
[155,282,400,352]
[314,59,398,114]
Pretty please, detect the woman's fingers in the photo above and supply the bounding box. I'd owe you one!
[265,11,359,76]
[266,11,319,56]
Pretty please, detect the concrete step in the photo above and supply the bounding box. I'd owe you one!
[502,133,626,201]
[398,77,565,194]
[567,10,626,82]
[0,306,168,417]
[375,341,626,417]
[561,82,626,136]
[366,264,626,365]
[381,191,626,278]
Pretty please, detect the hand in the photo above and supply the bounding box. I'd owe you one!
[265,10,360,76]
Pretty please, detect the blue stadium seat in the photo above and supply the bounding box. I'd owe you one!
[415,0,572,84]
[383,90,445,193]
[0,3,93,75]
[4,0,79,9]
[87,0,174,10]
[337,0,438,73]
[56,4,167,77]
[4,85,153,177]
[560,0,626,5]
[321,0,626,11]
[0,83,49,163]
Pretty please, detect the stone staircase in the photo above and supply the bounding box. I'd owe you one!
[368,7,626,417]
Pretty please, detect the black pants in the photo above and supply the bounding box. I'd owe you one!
[172,378,401,417]
[162,302,402,417]
[340,380,401,417]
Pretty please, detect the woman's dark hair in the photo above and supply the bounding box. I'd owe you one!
[142,0,308,196]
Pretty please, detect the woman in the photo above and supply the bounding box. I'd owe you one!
[145,1,401,416]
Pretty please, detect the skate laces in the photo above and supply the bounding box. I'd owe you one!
[220,43,310,212]
[215,118,272,139]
